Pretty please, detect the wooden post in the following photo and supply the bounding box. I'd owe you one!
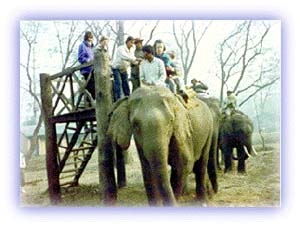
[94,48,117,204]
[40,73,61,204]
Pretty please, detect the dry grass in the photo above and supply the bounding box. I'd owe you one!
[20,137,280,207]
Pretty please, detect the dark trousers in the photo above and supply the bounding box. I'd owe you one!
[131,73,140,92]
[112,68,130,101]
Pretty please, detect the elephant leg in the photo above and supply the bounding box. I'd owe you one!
[193,157,208,205]
[151,161,176,206]
[224,154,233,173]
[136,146,159,206]
[208,133,218,193]
[169,145,186,199]
[222,145,233,173]
[170,168,180,198]
[208,152,218,193]
[237,145,246,173]
[170,165,187,199]
[116,144,126,188]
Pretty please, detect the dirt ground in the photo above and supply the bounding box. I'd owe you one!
[20,139,280,207]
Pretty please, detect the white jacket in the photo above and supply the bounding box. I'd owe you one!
[112,45,136,72]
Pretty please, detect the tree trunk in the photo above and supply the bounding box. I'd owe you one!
[94,48,117,205]
[117,20,125,46]
[26,113,43,161]
[40,73,61,204]
[258,129,265,150]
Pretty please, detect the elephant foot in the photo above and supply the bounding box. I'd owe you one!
[118,181,127,189]
[237,170,247,175]
[224,168,233,174]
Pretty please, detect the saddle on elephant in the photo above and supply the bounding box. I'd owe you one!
[175,88,200,110]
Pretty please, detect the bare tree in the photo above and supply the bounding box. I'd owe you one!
[217,20,279,105]
[105,20,125,60]
[173,20,212,84]
[127,20,160,45]
[253,60,279,149]
[20,22,43,161]
[85,20,112,46]
[53,21,86,70]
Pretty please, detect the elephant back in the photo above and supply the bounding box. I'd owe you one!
[198,96,222,121]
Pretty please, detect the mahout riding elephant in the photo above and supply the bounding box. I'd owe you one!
[107,86,217,206]
[219,110,257,173]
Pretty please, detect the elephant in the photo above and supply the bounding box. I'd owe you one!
[107,86,217,206]
[197,96,222,172]
[219,110,257,173]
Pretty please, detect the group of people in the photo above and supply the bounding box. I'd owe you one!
[78,31,237,114]
[77,31,187,102]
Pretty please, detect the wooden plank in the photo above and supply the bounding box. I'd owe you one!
[60,181,76,187]
[64,161,82,166]
[59,174,76,180]
[50,61,93,80]
[61,169,77,174]
[50,109,96,124]
[70,146,95,152]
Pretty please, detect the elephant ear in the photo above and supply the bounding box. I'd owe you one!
[107,97,132,150]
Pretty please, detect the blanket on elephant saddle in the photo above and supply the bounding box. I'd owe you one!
[176,88,200,110]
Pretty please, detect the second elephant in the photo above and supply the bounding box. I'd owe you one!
[108,86,217,206]
[219,110,257,173]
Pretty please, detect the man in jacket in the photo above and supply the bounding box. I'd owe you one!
[112,36,141,101]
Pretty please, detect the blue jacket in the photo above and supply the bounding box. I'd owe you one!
[78,41,94,75]
[155,53,172,67]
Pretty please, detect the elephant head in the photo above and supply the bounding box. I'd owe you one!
[219,110,256,173]
[107,86,216,206]
[107,97,132,150]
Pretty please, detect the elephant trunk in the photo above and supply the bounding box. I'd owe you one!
[232,148,239,160]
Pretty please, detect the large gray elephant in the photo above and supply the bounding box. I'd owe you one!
[219,110,257,173]
[197,97,222,172]
[107,86,217,206]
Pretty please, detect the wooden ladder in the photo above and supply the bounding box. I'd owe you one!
[55,117,97,188]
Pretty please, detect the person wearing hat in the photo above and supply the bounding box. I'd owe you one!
[112,36,142,101]
[78,31,95,102]
[131,37,144,92]
[222,90,238,116]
